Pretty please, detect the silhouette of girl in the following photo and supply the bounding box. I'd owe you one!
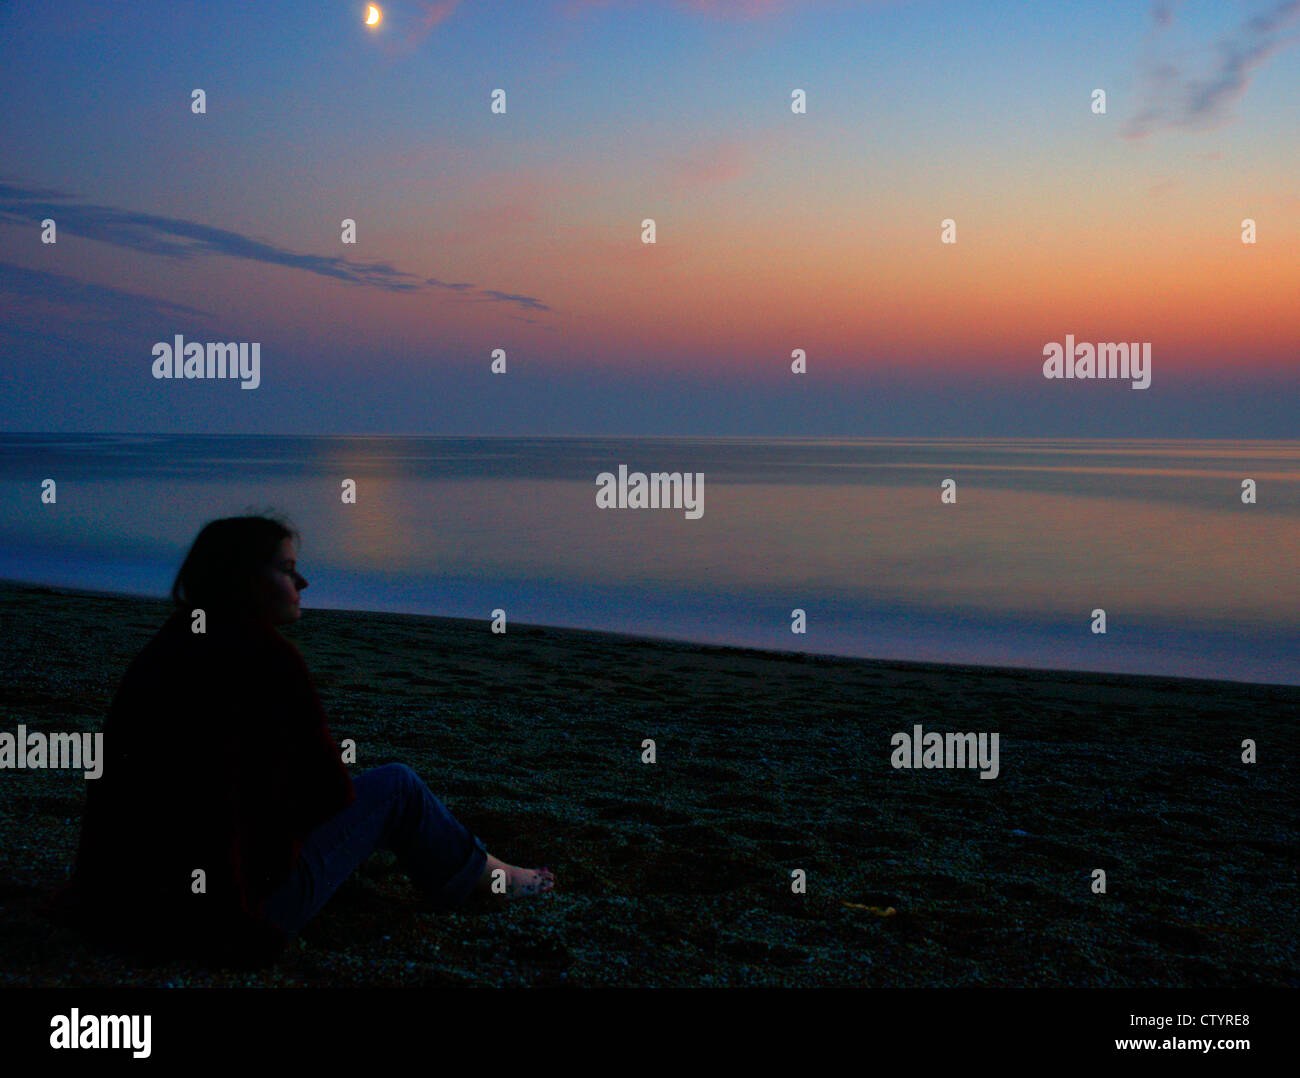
[51,515,552,964]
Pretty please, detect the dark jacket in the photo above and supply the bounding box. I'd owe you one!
[46,609,355,964]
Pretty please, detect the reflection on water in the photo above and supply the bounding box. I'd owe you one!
[1,435,1297,685]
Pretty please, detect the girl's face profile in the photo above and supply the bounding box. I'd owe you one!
[255,537,308,625]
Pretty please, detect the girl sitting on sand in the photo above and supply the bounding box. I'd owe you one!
[50,514,553,964]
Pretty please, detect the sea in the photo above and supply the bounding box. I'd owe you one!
[1,434,1297,686]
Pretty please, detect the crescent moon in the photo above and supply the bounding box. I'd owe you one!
[365,4,381,25]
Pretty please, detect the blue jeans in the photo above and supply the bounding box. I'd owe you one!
[262,763,488,940]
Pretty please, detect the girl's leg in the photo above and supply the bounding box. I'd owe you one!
[262,762,487,939]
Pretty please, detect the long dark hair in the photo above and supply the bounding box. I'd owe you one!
[170,513,300,624]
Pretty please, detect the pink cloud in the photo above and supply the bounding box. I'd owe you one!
[412,0,463,34]
[375,0,465,58]
[561,0,794,18]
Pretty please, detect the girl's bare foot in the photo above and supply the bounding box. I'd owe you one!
[472,853,555,901]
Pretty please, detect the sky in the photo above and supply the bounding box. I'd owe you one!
[1,0,1298,436]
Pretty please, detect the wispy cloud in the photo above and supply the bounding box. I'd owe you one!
[0,261,207,318]
[0,260,212,351]
[1151,1,1184,29]
[1125,0,1300,139]
[370,0,466,58]
[0,181,550,313]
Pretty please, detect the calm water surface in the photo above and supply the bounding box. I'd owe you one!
[2,435,1297,685]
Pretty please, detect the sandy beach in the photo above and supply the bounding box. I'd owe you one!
[0,579,1296,987]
